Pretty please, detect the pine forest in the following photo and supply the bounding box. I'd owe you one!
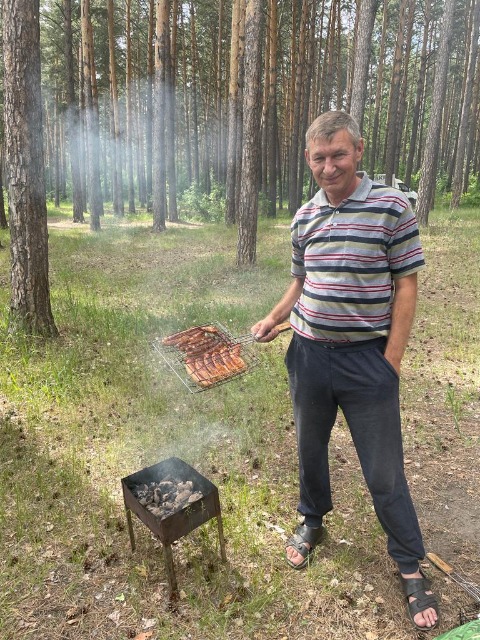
[2,0,480,242]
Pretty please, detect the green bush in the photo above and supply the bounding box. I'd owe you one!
[460,175,480,207]
[178,181,226,223]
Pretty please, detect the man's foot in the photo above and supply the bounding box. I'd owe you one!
[400,569,439,631]
[285,523,324,570]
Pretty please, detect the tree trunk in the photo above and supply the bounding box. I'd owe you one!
[125,0,136,213]
[3,0,58,336]
[297,4,317,208]
[236,0,264,266]
[0,146,9,229]
[146,0,154,211]
[384,0,408,186]
[180,10,192,187]
[349,0,379,131]
[266,0,278,218]
[464,50,480,191]
[216,0,225,184]
[167,0,178,222]
[81,0,103,230]
[405,0,431,186]
[152,0,169,232]
[417,0,456,225]
[78,42,88,215]
[395,0,415,175]
[368,0,388,176]
[189,1,200,186]
[451,0,480,210]
[54,90,61,208]
[225,0,245,224]
[288,0,312,215]
[322,0,338,111]
[107,0,124,217]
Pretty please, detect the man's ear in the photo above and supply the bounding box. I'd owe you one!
[356,138,365,160]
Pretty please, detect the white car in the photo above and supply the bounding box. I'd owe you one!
[374,174,418,208]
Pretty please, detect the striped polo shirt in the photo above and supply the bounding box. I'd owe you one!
[290,172,425,343]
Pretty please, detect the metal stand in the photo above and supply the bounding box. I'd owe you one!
[124,505,227,597]
[121,458,227,599]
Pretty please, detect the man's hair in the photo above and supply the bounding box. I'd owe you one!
[305,111,362,147]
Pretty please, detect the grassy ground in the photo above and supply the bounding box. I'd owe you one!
[0,204,479,640]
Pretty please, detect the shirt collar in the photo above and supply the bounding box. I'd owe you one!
[312,171,372,207]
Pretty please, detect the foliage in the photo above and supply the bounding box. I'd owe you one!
[459,176,480,207]
[177,181,226,223]
[438,175,480,208]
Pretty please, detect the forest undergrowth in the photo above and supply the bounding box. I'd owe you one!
[0,205,479,640]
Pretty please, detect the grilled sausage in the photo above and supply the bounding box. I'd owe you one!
[162,326,205,346]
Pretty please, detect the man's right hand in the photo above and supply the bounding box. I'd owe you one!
[250,318,282,343]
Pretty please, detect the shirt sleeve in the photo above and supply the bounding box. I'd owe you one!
[387,205,426,279]
[290,216,306,278]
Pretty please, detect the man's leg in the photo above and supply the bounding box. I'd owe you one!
[333,342,437,628]
[285,335,338,566]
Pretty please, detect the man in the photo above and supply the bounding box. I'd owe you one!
[251,111,439,631]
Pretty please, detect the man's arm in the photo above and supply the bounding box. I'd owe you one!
[251,277,305,342]
[384,273,418,375]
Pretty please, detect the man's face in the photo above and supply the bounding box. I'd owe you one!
[305,129,364,205]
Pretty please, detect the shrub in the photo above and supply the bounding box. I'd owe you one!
[178,181,226,223]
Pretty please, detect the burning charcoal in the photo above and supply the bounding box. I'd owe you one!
[132,475,206,520]
[176,481,194,492]
[187,492,203,503]
[175,490,191,504]
[159,479,175,492]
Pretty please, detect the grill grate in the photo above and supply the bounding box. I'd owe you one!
[153,322,260,392]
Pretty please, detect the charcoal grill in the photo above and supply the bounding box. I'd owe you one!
[121,457,226,596]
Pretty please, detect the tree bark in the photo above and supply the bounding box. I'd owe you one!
[349,0,380,131]
[384,0,408,186]
[237,0,264,266]
[107,0,124,217]
[81,0,104,230]
[146,0,155,210]
[417,0,456,225]
[125,0,136,213]
[189,1,200,186]
[266,0,278,218]
[368,0,388,176]
[225,0,245,224]
[405,0,431,186]
[167,0,178,221]
[450,0,480,210]
[288,0,312,215]
[152,0,169,232]
[0,146,8,229]
[3,0,58,336]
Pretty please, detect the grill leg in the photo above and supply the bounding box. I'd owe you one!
[216,514,227,562]
[125,508,136,551]
[163,543,178,595]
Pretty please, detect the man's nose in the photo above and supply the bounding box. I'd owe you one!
[323,157,335,174]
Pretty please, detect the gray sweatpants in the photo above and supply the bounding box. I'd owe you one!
[285,332,425,574]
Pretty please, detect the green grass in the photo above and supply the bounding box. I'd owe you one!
[0,205,479,639]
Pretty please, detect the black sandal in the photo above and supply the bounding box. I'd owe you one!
[400,570,440,631]
[285,523,324,570]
